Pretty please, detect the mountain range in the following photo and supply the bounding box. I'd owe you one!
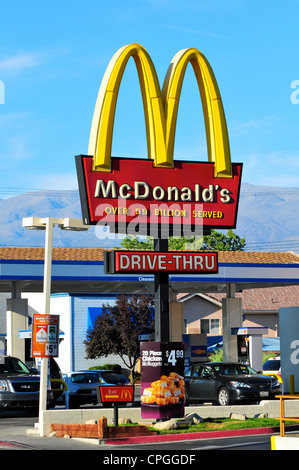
[0,182,298,252]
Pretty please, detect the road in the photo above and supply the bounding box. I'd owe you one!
[0,410,273,452]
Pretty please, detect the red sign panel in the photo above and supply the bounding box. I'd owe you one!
[100,386,134,403]
[113,250,218,274]
[31,314,59,358]
[76,155,242,235]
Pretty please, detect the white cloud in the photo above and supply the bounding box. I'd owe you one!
[0,52,42,73]
[228,116,280,138]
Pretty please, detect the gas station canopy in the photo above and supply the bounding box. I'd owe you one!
[0,247,298,295]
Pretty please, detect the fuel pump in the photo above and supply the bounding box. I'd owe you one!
[232,327,268,371]
[237,335,249,363]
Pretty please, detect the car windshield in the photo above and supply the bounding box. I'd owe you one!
[71,373,99,384]
[0,357,31,374]
[100,371,128,384]
[213,364,257,375]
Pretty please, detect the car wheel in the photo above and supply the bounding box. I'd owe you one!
[217,387,230,406]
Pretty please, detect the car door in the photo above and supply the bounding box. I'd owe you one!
[188,365,217,402]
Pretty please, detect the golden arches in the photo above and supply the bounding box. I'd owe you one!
[88,43,232,177]
[162,48,231,177]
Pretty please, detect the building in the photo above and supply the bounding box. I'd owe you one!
[178,284,299,338]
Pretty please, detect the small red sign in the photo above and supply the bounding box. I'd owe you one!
[100,386,134,403]
[113,250,218,274]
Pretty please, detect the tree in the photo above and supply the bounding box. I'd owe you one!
[84,293,154,379]
[120,235,196,250]
[121,230,246,251]
[201,230,246,251]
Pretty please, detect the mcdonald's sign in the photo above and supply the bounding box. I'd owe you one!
[76,44,242,236]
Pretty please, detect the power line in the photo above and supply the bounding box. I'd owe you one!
[0,185,299,197]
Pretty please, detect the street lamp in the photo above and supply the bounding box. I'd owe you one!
[22,217,90,436]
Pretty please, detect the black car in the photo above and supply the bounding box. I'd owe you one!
[0,356,54,410]
[185,362,281,406]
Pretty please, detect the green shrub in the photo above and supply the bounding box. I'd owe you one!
[88,363,122,371]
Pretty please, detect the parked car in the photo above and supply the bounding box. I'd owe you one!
[184,362,281,406]
[88,369,130,386]
[28,357,64,407]
[62,371,102,408]
[263,357,281,376]
[0,355,54,411]
[62,369,131,408]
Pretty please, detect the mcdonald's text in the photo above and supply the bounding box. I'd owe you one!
[94,179,232,203]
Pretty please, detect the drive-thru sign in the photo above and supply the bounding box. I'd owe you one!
[106,250,218,274]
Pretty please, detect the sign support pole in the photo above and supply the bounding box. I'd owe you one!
[113,403,119,426]
[154,238,169,342]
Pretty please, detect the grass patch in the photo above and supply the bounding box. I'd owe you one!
[146,418,298,435]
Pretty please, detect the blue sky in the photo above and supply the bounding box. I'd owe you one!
[0,0,299,199]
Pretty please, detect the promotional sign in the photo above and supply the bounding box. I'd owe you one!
[106,250,218,274]
[100,385,134,404]
[76,43,242,236]
[140,342,185,419]
[31,314,59,358]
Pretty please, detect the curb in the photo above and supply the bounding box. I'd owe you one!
[102,425,299,445]
[0,440,40,450]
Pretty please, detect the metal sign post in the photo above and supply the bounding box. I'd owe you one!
[154,238,169,343]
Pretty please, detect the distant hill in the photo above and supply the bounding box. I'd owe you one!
[237,183,299,252]
[0,183,298,252]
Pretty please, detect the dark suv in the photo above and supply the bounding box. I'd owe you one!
[0,356,53,410]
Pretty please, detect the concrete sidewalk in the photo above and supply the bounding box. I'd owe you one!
[0,416,287,450]
[0,400,296,450]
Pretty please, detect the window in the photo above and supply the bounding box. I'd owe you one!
[211,319,220,334]
[201,319,209,334]
[200,318,220,334]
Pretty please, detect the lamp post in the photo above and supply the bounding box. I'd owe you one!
[22,217,90,436]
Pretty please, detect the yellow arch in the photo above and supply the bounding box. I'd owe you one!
[88,43,232,177]
[162,48,231,177]
[88,43,167,171]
